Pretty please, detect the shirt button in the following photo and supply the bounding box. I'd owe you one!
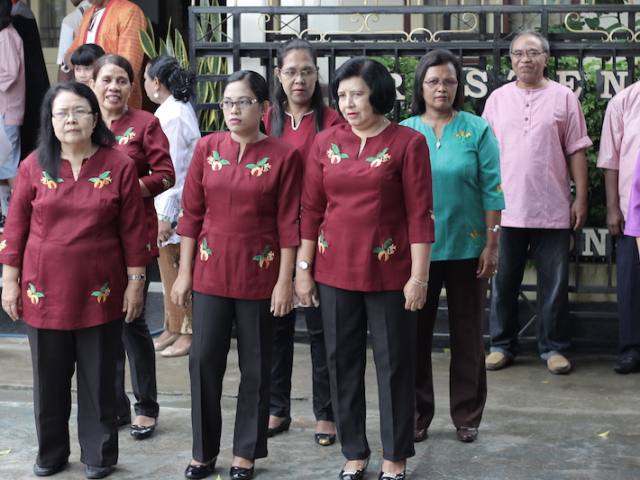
[525,117,529,121]
[526,103,530,107]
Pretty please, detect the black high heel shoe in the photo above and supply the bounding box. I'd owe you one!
[339,458,369,480]
[230,465,254,480]
[184,457,217,479]
[314,432,336,446]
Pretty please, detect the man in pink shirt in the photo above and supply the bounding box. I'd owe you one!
[482,31,592,374]
[598,80,640,374]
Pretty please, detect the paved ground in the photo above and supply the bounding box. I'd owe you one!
[1,336,640,480]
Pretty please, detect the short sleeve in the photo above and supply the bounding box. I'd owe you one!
[597,97,623,170]
[562,91,592,156]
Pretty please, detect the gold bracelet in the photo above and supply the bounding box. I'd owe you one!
[410,276,428,288]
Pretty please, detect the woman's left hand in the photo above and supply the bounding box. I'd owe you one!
[157,220,173,244]
[476,244,499,279]
[122,281,144,322]
[271,279,294,317]
[403,279,427,311]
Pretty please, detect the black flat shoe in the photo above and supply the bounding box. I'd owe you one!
[267,416,291,437]
[379,470,406,480]
[414,427,428,443]
[339,458,369,480]
[456,426,478,443]
[85,465,114,479]
[185,458,217,479]
[614,356,640,374]
[130,419,157,440]
[230,465,254,480]
[33,461,68,476]
[315,432,336,446]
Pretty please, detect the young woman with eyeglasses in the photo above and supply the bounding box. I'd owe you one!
[172,70,302,480]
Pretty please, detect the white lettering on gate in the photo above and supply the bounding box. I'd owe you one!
[599,71,629,99]
[582,228,608,257]
[465,68,488,99]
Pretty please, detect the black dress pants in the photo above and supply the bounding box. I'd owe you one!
[615,235,640,359]
[115,268,159,419]
[318,284,416,462]
[415,258,488,432]
[190,292,275,462]
[269,307,333,421]
[27,319,122,468]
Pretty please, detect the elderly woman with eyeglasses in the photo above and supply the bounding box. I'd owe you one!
[400,49,504,445]
[0,81,149,479]
[172,70,302,480]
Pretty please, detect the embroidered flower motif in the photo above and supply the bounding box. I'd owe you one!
[429,209,435,221]
[145,243,152,252]
[318,231,328,254]
[27,283,45,304]
[253,245,275,269]
[0,239,6,252]
[454,130,472,140]
[373,238,397,262]
[162,176,174,189]
[326,144,349,164]
[496,184,503,193]
[207,150,231,171]
[366,147,391,168]
[116,127,136,145]
[41,171,64,190]
[246,157,271,177]
[200,238,212,261]
[469,229,482,240]
[91,282,111,303]
[88,171,112,189]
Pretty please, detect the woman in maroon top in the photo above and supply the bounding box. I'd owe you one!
[92,54,175,440]
[0,82,149,479]
[295,58,434,480]
[262,38,343,445]
[172,71,301,480]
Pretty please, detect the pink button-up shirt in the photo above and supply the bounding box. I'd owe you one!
[0,24,25,126]
[597,81,640,220]
[482,80,592,229]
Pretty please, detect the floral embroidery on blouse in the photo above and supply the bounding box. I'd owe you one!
[327,143,349,164]
[469,229,482,240]
[116,127,136,145]
[162,176,174,189]
[372,238,397,262]
[207,150,231,171]
[318,231,328,254]
[246,157,271,177]
[366,147,391,168]
[253,245,275,269]
[454,130,472,140]
[41,171,64,190]
[27,283,45,304]
[88,171,112,189]
[200,238,212,261]
[0,239,7,252]
[496,184,503,193]
[91,282,111,303]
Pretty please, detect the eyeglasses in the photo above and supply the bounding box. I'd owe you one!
[279,67,318,80]
[423,78,458,89]
[219,98,259,110]
[510,49,545,59]
[51,108,95,120]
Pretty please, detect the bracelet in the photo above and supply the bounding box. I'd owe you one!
[487,225,501,233]
[128,273,146,281]
[410,276,428,288]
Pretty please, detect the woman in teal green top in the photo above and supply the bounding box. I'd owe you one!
[400,49,504,444]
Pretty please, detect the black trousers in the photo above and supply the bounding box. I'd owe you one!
[190,292,275,462]
[615,235,640,359]
[27,320,122,468]
[269,307,333,421]
[115,268,159,419]
[318,284,416,462]
[415,258,488,431]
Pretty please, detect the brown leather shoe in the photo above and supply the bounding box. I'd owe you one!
[456,426,478,443]
[414,427,428,443]
[485,351,513,371]
[546,354,572,374]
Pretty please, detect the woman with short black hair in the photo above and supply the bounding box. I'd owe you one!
[295,57,434,480]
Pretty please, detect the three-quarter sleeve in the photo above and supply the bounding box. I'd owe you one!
[176,139,206,239]
[276,149,302,248]
[300,138,327,241]
[139,117,175,197]
[477,125,506,212]
[402,134,434,244]
[118,157,151,267]
[624,152,640,236]
[0,159,34,268]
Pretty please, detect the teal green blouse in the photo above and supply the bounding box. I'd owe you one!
[400,111,505,261]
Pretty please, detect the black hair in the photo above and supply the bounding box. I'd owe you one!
[37,82,115,178]
[224,70,269,103]
[270,38,324,137]
[332,57,396,115]
[411,49,464,115]
[0,0,12,31]
[70,43,105,67]
[146,55,195,103]
[93,54,134,83]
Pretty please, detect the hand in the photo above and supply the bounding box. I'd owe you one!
[477,245,498,279]
[606,204,625,237]
[171,272,192,308]
[271,279,294,317]
[157,220,173,245]
[294,271,317,307]
[122,281,144,323]
[571,197,588,231]
[1,280,21,321]
[403,278,427,311]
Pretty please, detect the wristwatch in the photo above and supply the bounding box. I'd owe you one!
[296,260,310,271]
[128,273,146,281]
